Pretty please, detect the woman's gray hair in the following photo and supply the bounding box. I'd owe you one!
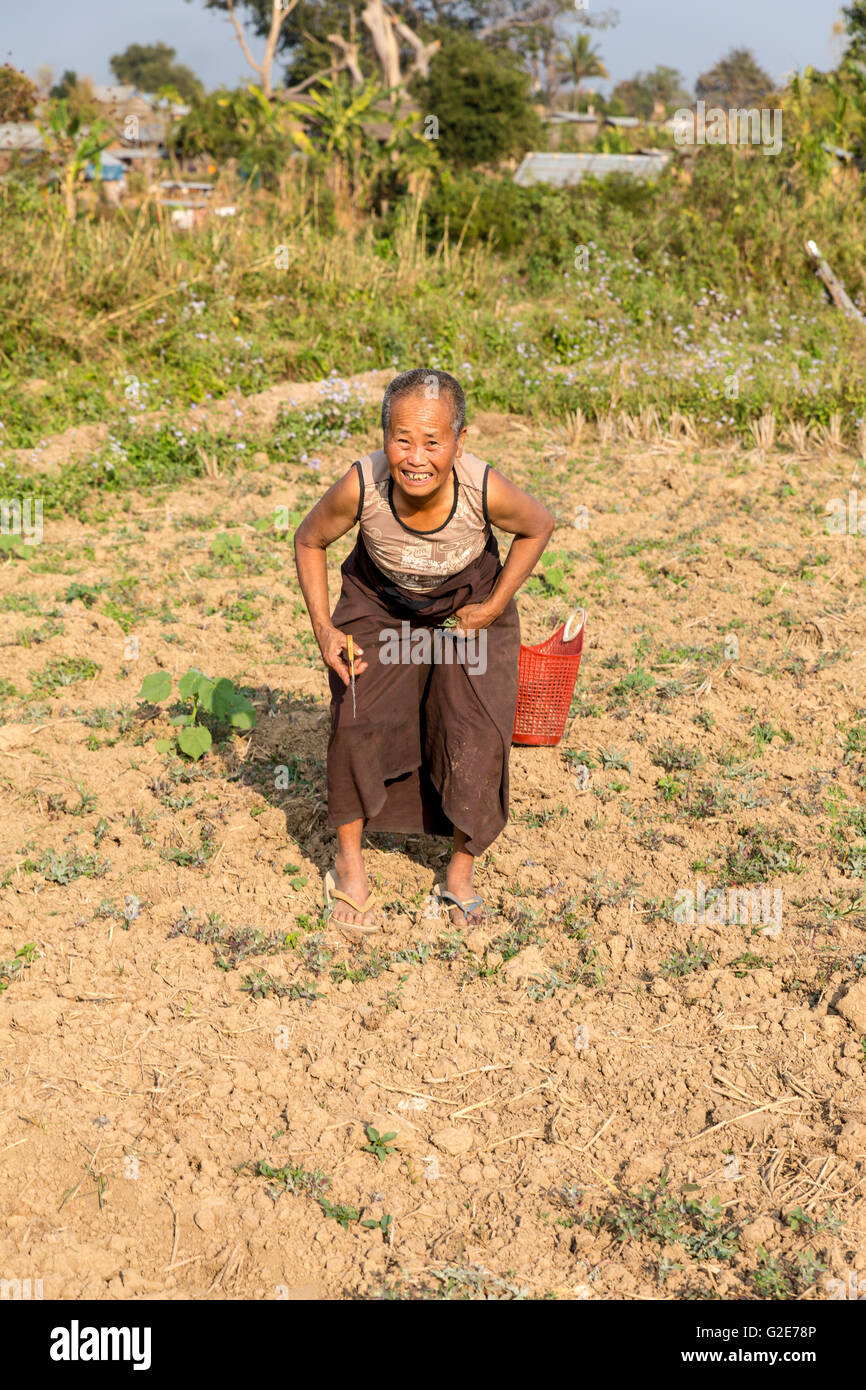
[381,368,466,443]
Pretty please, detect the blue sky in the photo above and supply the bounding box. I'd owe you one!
[2,0,849,93]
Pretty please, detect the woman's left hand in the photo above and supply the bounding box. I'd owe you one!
[454,601,501,632]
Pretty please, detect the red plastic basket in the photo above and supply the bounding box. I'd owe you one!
[512,609,586,747]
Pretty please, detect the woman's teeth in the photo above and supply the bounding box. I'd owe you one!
[403,470,429,481]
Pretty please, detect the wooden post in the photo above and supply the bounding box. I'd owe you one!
[805,239,866,328]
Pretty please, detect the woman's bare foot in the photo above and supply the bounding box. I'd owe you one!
[330,847,376,929]
[444,837,483,927]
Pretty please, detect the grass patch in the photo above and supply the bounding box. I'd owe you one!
[30,656,101,695]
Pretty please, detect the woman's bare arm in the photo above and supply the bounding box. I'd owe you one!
[456,468,555,630]
[293,466,368,684]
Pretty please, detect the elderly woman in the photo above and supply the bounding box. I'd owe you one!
[294,368,554,938]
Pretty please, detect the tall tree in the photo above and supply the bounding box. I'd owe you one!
[696,47,772,108]
[46,74,102,121]
[411,28,543,166]
[49,69,79,100]
[611,64,690,119]
[0,64,39,121]
[190,0,304,98]
[841,3,866,77]
[189,0,617,97]
[110,42,204,102]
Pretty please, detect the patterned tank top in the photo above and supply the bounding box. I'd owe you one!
[353,448,491,593]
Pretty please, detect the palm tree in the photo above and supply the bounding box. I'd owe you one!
[560,33,609,110]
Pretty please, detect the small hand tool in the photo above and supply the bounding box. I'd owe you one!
[347,633,356,718]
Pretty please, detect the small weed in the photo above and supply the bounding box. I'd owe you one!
[318,1198,361,1229]
[373,1264,530,1300]
[330,950,390,984]
[363,1125,397,1162]
[785,1205,841,1237]
[241,1159,329,1201]
[239,969,296,1000]
[160,822,217,869]
[168,911,298,970]
[660,942,714,978]
[731,952,770,976]
[0,943,38,993]
[517,803,569,828]
[599,1168,739,1263]
[491,917,543,961]
[598,746,631,772]
[752,1246,824,1299]
[656,773,684,803]
[652,739,704,773]
[679,780,734,820]
[26,848,109,883]
[610,667,655,702]
[720,826,801,884]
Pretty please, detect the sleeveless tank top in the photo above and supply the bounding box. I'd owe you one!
[353,448,491,593]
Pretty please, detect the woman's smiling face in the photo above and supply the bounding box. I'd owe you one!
[385,392,466,501]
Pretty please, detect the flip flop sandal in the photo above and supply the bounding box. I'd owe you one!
[324,870,381,940]
[433,883,485,924]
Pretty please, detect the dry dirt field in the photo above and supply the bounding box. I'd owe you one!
[1,398,865,1301]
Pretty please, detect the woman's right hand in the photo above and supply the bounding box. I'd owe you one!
[316,624,367,687]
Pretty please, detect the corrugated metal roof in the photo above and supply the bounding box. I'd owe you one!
[113,146,166,160]
[92,84,139,103]
[544,112,600,124]
[0,122,43,150]
[159,180,214,191]
[514,151,672,186]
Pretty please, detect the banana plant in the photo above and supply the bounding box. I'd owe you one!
[174,84,313,164]
[38,100,112,221]
[285,76,388,203]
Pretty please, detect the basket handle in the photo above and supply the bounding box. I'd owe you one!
[563,609,585,644]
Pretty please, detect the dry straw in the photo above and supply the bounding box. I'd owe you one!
[785,421,810,458]
[816,411,845,457]
[560,407,586,448]
[596,412,616,445]
[664,410,699,445]
[749,410,776,455]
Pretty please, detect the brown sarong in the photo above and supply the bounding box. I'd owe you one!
[326,532,520,855]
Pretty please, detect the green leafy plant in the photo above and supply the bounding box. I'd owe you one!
[26,848,109,883]
[361,1212,394,1236]
[652,739,704,772]
[720,826,801,884]
[0,943,38,994]
[136,667,256,760]
[318,1197,361,1229]
[39,100,112,221]
[363,1125,397,1162]
[244,1160,329,1200]
[602,1167,739,1262]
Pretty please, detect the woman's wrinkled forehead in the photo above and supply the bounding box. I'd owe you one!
[385,390,455,435]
